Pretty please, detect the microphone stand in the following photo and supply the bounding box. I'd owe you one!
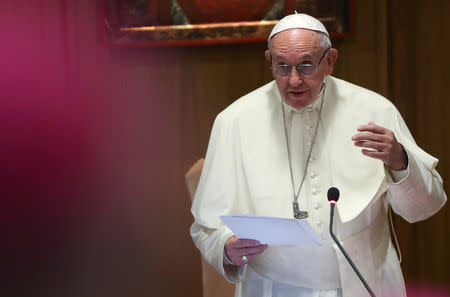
[329,202,376,297]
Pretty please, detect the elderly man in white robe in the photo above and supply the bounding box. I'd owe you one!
[190,13,447,297]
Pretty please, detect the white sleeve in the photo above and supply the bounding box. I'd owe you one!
[190,222,247,283]
[384,105,447,223]
[386,148,447,223]
[190,110,251,283]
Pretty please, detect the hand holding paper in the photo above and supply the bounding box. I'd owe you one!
[224,236,268,266]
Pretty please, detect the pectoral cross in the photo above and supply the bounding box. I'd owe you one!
[293,201,308,219]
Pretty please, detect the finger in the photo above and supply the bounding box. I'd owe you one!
[354,140,385,151]
[228,245,267,259]
[230,254,247,266]
[231,238,261,248]
[226,243,266,257]
[234,245,268,265]
[357,122,388,134]
[361,149,387,161]
[225,248,244,265]
[227,243,267,257]
[235,244,268,256]
[352,132,385,142]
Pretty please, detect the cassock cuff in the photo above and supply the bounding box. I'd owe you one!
[223,248,234,265]
[386,149,410,184]
[386,149,446,223]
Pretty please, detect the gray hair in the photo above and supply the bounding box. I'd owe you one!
[318,31,332,49]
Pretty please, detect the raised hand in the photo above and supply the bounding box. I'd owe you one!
[352,122,407,171]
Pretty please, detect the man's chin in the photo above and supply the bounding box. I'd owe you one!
[285,94,312,109]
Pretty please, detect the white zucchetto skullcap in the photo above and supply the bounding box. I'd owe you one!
[268,13,329,40]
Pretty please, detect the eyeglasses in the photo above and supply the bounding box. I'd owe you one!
[270,47,330,77]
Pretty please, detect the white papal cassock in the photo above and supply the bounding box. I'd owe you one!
[191,76,447,297]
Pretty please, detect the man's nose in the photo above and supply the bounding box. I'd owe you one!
[288,69,303,86]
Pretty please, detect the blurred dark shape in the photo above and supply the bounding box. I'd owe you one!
[263,0,286,21]
[171,0,190,25]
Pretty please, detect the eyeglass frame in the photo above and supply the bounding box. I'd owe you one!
[268,47,331,77]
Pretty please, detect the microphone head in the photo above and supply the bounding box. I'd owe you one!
[327,187,340,202]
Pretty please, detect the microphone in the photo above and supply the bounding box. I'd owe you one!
[327,187,376,297]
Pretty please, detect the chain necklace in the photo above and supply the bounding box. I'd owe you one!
[281,83,326,219]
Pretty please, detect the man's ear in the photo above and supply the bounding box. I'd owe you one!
[326,48,338,75]
[265,50,272,63]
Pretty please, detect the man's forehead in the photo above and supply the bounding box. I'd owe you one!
[272,51,316,64]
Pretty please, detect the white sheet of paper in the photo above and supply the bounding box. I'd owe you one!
[220,214,325,246]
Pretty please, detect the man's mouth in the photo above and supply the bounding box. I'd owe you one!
[289,90,306,96]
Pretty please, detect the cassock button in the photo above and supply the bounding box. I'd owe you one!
[316,220,323,227]
[313,203,321,210]
[310,172,316,178]
[308,141,312,146]
[312,189,318,195]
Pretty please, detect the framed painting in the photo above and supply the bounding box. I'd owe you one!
[100,0,353,47]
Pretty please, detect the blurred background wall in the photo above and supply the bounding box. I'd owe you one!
[1,0,448,296]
